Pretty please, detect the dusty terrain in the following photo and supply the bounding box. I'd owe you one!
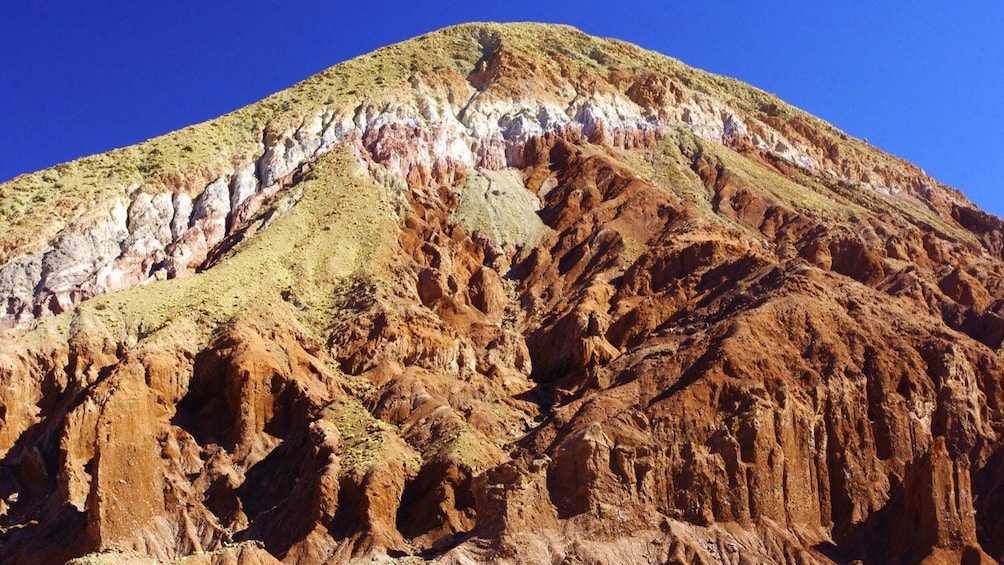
[2,22,1004,564]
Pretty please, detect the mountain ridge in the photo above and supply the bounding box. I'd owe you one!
[2,22,1004,564]
[1,22,979,330]
[0,22,968,265]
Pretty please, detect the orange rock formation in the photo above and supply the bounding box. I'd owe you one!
[2,22,1003,564]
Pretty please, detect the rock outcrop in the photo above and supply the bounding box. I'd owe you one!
[2,22,1004,565]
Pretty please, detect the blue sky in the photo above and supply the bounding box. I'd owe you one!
[3,1,1002,216]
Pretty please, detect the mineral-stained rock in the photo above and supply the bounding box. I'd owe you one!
[3,21,1004,565]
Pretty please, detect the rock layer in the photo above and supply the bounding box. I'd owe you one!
[2,22,1004,565]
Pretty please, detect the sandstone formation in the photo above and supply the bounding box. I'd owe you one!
[2,22,1004,564]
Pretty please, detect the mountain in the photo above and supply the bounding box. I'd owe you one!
[2,22,1004,564]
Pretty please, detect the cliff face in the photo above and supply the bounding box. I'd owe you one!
[2,22,1004,564]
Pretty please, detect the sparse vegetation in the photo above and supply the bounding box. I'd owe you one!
[66,146,401,348]
[321,398,422,477]
[0,21,949,266]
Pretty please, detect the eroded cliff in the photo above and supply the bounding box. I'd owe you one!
[2,22,1004,565]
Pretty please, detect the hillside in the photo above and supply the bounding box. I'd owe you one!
[2,22,1004,564]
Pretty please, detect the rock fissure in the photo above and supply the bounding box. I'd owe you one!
[2,21,1004,565]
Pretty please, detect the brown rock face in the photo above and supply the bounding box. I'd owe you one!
[4,22,1004,565]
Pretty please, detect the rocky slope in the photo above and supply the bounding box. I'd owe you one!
[2,22,1004,564]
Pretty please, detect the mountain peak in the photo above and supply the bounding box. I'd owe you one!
[2,23,1004,564]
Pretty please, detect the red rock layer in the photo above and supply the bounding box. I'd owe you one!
[4,23,1004,565]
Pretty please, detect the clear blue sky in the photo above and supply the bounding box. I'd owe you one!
[3,1,1002,216]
